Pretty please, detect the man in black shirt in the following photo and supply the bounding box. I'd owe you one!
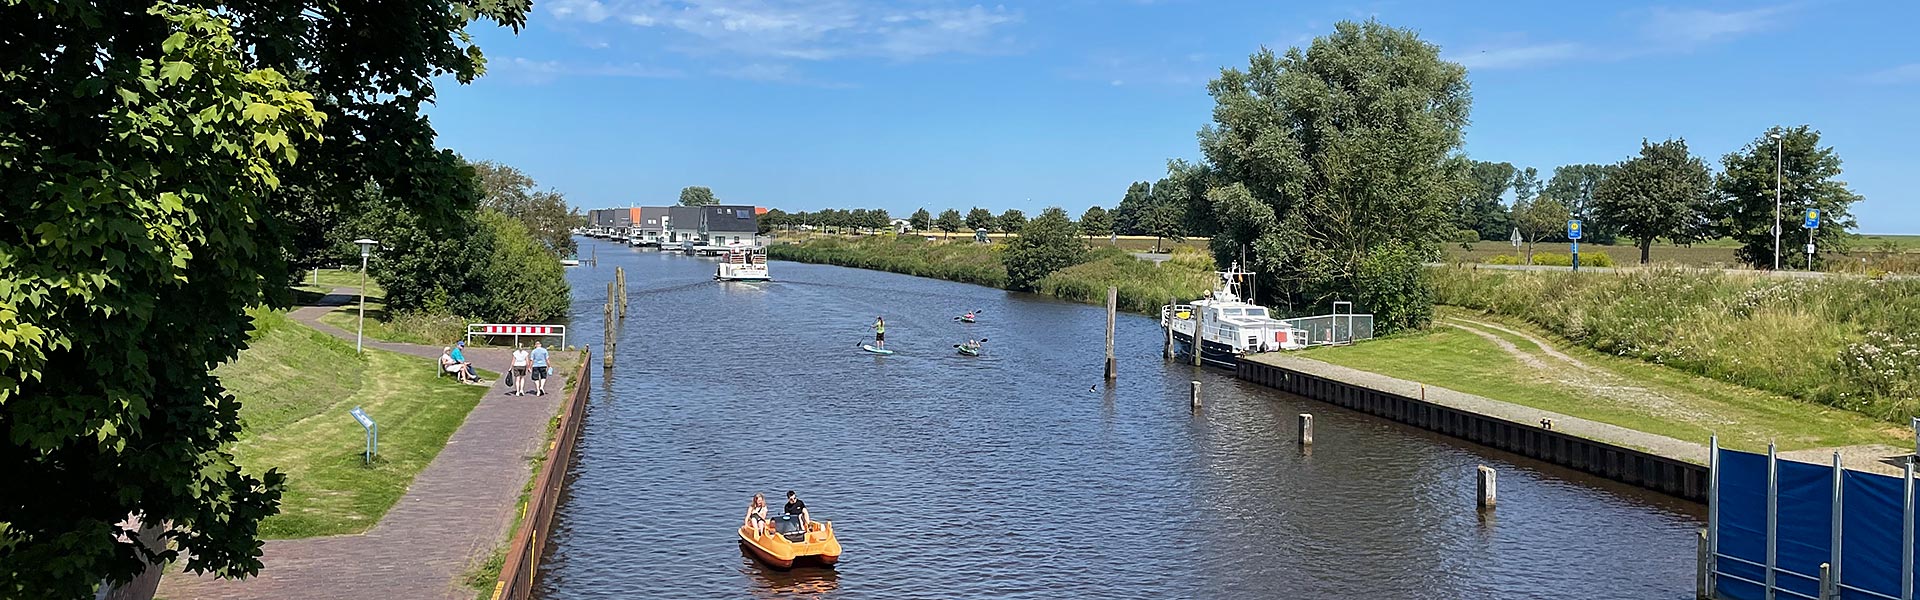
[784,490,810,529]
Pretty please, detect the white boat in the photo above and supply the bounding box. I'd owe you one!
[560,258,582,267]
[1160,263,1305,367]
[714,247,770,281]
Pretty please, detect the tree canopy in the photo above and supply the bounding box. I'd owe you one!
[1003,207,1087,290]
[1542,164,1617,244]
[469,160,580,256]
[964,207,994,231]
[1511,196,1570,264]
[1079,206,1112,240]
[678,186,717,206]
[1459,160,1516,241]
[909,208,932,232]
[0,0,529,596]
[1593,138,1716,264]
[1716,126,1862,269]
[936,209,964,236]
[1192,20,1468,331]
[996,209,1028,233]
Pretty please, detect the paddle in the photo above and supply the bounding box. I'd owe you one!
[952,337,988,348]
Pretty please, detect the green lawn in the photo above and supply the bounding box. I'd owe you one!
[220,308,489,538]
[1297,308,1905,452]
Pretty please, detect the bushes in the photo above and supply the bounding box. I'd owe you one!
[1003,208,1086,291]
[1354,241,1433,333]
[1037,248,1215,313]
[1486,251,1615,267]
[1433,266,1920,421]
[768,237,1007,288]
[357,206,570,323]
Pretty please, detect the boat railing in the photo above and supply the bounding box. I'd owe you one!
[1161,304,1194,322]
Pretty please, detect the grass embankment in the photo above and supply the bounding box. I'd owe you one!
[1444,234,1920,274]
[769,236,1215,313]
[1300,308,1903,451]
[1432,266,1920,423]
[219,307,490,538]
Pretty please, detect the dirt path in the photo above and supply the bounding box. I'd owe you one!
[1441,318,1722,426]
[159,291,568,600]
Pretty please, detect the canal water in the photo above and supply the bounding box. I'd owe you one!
[538,238,1704,599]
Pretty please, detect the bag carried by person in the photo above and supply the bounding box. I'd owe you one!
[505,369,516,386]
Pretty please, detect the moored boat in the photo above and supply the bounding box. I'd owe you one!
[739,514,840,569]
[1160,262,1306,367]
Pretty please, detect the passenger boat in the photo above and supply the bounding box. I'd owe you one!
[1160,263,1306,368]
[739,514,841,569]
[715,246,770,281]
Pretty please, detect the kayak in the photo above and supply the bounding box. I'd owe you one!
[860,344,894,355]
[956,315,976,323]
[956,345,980,356]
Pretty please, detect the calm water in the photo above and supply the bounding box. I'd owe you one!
[536,238,1704,599]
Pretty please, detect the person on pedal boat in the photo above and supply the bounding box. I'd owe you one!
[785,490,812,530]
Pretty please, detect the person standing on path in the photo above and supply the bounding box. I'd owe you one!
[530,341,550,396]
[509,345,531,396]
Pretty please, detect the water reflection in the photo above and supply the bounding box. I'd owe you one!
[738,546,839,598]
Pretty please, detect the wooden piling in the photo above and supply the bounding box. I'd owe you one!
[1695,529,1710,599]
[1190,303,1203,367]
[616,267,628,318]
[1298,413,1313,445]
[602,282,615,369]
[1104,286,1117,380]
[1163,298,1174,360]
[1190,381,1201,410]
[1477,465,1497,509]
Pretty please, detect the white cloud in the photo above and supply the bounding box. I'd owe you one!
[1862,63,1920,85]
[711,63,853,88]
[490,56,684,84]
[545,1,1022,62]
[1447,42,1585,70]
[1641,5,1789,46]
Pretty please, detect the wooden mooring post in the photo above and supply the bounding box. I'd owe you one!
[1103,286,1117,380]
[1190,303,1203,367]
[602,281,615,369]
[1163,297,1174,360]
[1477,465,1497,509]
[1298,414,1313,445]
[1189,381,1201,410]
[615,266,628,318]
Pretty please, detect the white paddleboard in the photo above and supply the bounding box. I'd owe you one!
[861,344,895,355]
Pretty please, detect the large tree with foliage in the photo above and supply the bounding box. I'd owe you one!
[1458,160,1516,241]
[936,209,964,238]
[0,1,529,597]
[1193,20,1468,331]
[1004,208,1088,290]
[678,186,717,206]
[469,160,579,256]
[996,209,1028,233]
[1716,126,1861,270]
[964,207,994,232]
[1543,164,1617,244]
[1142,183,1189,253]
[1593,139,1716,264]
[1511,196,1571,264]
[1079,206,1112,241]
[1111,181,1153,235]
[909,208,932,232]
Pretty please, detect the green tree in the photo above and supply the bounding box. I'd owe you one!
[996,209,1028,233]
[679,186,717,206]
[1143,184,1188,253]
[1543,164,1617,244]
[759,208,787,235]
[1,1,529,595]
[1004,207,1089,290]
[1111,181,1153,235]
[1459,160,1516,240]
[867,208,892,234]
[1593,139,1716,264]
[936,209,964,238]
[468,160,578,257]
[965,207,995,232]
[909,208,932,232]
[1354,241,1435,334]
[1079,206,1113,241]
[1194,20,1467,331]
[1716,126,1862,270]
[1511,196,1571,264]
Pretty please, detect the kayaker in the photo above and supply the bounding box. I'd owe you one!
[744,493,769,532]
[785,490,811,529]
[872,316,886,350]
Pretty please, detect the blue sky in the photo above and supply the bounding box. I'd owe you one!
[428,1,1920,233]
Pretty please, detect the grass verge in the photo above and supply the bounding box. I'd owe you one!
[219,308,491,538]
[1298,307,1905,452]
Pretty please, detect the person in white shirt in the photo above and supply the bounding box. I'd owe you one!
[509,345,532,396]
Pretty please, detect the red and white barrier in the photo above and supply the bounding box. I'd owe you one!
[467,323,567,348]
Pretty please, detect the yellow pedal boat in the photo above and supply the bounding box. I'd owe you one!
[739,514,841,569]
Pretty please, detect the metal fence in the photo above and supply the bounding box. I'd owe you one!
[1282,313,1376,346]
[1705,436,1917,600]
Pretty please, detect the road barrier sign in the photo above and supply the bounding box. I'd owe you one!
[468,323,567,348]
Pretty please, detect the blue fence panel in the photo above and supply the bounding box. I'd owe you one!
[1840,469,1904,600]
[1720,449,1771,600]
[1775,459,1835,600]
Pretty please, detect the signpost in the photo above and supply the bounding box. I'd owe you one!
[1509,227,1521,248]
[1567,219,1583,271]
[350,406,377,465]
[1804,208,1821,270]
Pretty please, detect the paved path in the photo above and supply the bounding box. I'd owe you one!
[159,291,567,600]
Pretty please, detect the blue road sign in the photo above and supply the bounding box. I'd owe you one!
[1804,208,1820,229]
[1567,219,1583,240]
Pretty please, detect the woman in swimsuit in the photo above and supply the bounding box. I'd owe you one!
[744,493,769,532]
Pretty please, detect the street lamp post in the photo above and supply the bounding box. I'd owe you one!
[353,238,378,354]
[1770,131,1784,271]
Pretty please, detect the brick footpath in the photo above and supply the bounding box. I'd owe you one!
[158,291,567,600]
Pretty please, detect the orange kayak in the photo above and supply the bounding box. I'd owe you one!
[738,514,841,569]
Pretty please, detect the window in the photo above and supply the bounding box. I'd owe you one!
[1221,308,1243,316]
[1245,308,1267,318]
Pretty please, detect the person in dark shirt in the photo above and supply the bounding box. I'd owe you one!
[784,490,810,530]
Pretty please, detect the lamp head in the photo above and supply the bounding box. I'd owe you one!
[353,238,378,257]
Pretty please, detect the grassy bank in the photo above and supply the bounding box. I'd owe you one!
[1300,308,1903,451]
[769,236,1216,313]
[1433,266,1920,422]
[220,308,490,538]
